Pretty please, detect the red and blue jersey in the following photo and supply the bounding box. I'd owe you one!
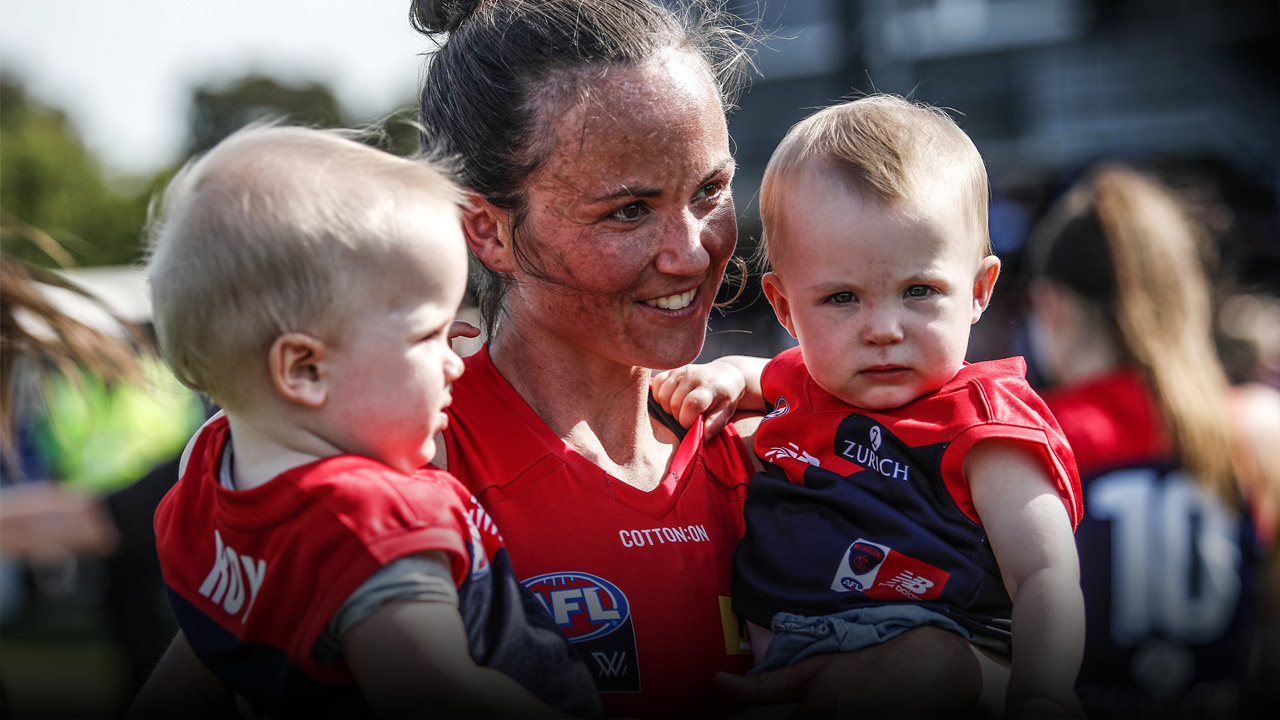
[1043,370,1262,718]
[443,345,755,718]
[735,348,1081,647]
[155,415,598,718]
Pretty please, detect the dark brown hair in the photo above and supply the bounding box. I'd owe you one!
[411,0,756,331]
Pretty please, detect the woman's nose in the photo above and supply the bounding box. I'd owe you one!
[654,210,711,276]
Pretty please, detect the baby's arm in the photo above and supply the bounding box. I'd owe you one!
[651,355,769,437]
[343,551,566,718]
[967,439,1085,718]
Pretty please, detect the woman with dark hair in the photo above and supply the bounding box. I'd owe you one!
[131,2,997,715]
[1025,164,1280,718]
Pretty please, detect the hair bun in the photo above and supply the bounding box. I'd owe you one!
[410,0,484,34]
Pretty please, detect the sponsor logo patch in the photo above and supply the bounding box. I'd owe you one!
[831,538,950,601]
[834,416,913,481]
[523,572,641,692]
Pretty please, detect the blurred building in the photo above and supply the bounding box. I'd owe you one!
[707,0,1280,360]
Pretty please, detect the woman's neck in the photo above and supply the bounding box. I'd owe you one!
[488,325,678,491]
[1058,302,1127,386]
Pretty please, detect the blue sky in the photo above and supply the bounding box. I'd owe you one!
[0,0,429,175]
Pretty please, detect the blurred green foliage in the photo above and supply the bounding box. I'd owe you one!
[2,73,420,271]
[1,77,155,268]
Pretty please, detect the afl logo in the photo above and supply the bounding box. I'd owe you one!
[522,572,630,643]
[764,396,790,420]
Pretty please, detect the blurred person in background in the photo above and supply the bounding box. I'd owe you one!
[1023,164,1280,718]
[0,253,206,715]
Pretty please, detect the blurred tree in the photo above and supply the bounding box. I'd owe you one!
[186,74,343,155]
[186,73,422,158]
[2,72,419,270]
[371,106,425,158]
[0,76,152,268]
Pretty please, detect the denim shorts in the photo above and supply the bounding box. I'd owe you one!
[751,605,1009,673]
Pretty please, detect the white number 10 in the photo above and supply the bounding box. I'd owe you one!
[1090,468,1241,646]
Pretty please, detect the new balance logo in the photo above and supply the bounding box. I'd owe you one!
[198,529,266,623]
[885,570,935,600]
[592,651,630,678]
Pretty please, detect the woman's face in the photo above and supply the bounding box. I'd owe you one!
[502,48,737,371]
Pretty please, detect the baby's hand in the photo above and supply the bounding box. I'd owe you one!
[651,360,748,439]
[448,320,481,346]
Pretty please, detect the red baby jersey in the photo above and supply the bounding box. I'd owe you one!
[443,345,755,717]
[736,348,1081,647]
[1043,370,1262,718]
[155,415,598,717]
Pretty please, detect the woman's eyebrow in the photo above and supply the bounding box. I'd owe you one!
[702,159,736,184]
[588,185,661,203]
[586,160,737,204]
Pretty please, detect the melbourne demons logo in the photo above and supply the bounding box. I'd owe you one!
[847,541,886,574]
[523,572,630,642]
[831,538,950,601]
[832,538,891,592]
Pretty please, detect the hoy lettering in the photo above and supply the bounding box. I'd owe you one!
[199,529,267,623]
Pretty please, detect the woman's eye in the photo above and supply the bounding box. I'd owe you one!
[828,292,855,305]
[611,203,645,221]
[905,285,934,298]
[694,181,724,201]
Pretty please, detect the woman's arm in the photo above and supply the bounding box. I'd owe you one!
[127,631,237,718]
[716,625,1004,716]
[968,438,1085,718]
[344,598,567,718]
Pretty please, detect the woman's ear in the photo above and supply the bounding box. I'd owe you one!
[268,332,328,408]
[462,193,516,273]
[761,272,798,340]
[971,255,1002,323]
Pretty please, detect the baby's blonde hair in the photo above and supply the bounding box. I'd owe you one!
[146,124,465,407]
[759,94,990,267]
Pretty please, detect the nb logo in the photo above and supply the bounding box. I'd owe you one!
[592,651,629,678]
[887,571,935,598]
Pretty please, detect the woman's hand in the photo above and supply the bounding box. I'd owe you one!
[715,627,1000,717]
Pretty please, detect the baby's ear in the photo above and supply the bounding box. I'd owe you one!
[971,255,1002,323]
[761,272,798,340]
[268,332,328,408]
[462,193,516,273]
